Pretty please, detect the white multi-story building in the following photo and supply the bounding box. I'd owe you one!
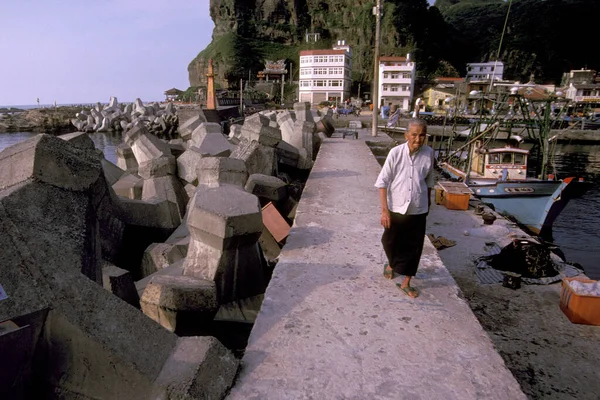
[298,40,352,104]
[563,69,600,107]
[466,61,504,81]
[378,55,416,111]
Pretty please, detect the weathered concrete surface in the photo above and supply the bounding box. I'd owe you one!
[426,197,600,399]
[183,185,266,304]
[152,336,239,399]
[244,173,287,202]
[228,130,525,399]
[140,275,218,332]
[0,134,238,398]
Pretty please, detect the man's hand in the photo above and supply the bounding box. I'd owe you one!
[381,209,391,229]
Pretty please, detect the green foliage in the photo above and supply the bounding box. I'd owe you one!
[178,86,199,102]
[440,0,600,82]
[190,0,600,91]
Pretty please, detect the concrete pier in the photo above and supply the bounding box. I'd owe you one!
[228,130,526,399]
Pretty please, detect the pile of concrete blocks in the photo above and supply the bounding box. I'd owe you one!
[131,103,327,330]
[138,157,267,332]
[0,134,238,399]
[0,101,332,397]
[71,97,178,139]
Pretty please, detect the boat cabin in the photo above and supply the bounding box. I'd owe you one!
[470,142,528,181]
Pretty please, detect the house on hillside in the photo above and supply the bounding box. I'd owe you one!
[563,69,600,112]
[422,87,456,112]
[164,88,183,102]
[421,77,463,112]
[466,61,504,82]
[298,40,352,104]
[377,55,416,111]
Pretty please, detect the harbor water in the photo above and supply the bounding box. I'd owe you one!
[1,131,599,279]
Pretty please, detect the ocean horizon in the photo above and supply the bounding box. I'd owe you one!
[0,100,163,110]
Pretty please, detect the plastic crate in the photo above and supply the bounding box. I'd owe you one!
[444,192,470,210]
[560,277,600,325]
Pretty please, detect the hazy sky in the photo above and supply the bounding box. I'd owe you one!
[0,0,213,106]
[1,1,437,106]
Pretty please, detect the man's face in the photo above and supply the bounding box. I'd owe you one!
[405,124,427,152]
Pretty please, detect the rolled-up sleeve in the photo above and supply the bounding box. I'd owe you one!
[374,149,396,189]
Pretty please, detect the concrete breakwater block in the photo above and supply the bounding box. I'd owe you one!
[140,275,218,332]
[0,133,238,399]
[141,242,187,278]
[184,185,266,304]
[196,157,248,189]
[245,173,288,202]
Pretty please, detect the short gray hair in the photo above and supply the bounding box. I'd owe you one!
[407,118,427,132]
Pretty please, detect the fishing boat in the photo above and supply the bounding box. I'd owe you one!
[437,94,590,237]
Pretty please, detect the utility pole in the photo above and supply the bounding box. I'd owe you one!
[281,73,285,107]
[371,0,382,137]
[240,78,243,115]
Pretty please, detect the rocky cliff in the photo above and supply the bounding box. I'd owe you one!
[188,0,405,90]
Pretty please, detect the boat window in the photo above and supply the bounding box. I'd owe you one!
[501,153,512,163]
[514,153,525,165]
[489,154,501,164]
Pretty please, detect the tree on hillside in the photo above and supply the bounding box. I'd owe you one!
[388,0,454,78]
[442,1,509,74]
[502,0,600,83]
[440,0,600,83]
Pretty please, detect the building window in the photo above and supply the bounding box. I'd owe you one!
[403,86,409,92]
[583,90,592,96]
[300,68,311,76]
[391,73,400,79]
[330,67,342,75]
[383,73,389,79]
[300,80,311,87]
[383,85,389,91]
[315,80,326,87]
[330,80,342,87]
[390,85,399,92]
[402,73,411,79]
[313,67,326,75]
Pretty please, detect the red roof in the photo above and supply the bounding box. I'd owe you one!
[380,56,407,62]
[300,49,346,56]
[436,77,463,82]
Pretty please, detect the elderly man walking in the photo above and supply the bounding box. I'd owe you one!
[374,119,435,298]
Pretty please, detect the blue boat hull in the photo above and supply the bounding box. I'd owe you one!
[470,179,584,236]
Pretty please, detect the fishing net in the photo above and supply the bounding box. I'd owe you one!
[483,239,558,279]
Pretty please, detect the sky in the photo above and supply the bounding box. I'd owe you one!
[0,0,214,106]
[1,0,436,106]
